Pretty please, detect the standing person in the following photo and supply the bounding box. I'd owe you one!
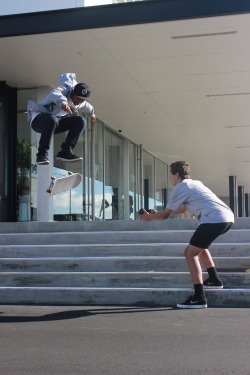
[140,161,234,309]
[27,73,96,165]
[112,188,119,220]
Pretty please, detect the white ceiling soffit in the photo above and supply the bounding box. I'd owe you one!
[1,13,250,197]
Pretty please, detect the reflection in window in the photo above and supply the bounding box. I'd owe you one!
[129,141,136,219]
[105,129,124,220]
[52,167,84,221]
[94,121,105,220]
[17,89,37,221]
[155,159,168,211]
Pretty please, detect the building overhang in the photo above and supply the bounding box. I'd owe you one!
[1,0,250,38]
[1,0,250,198]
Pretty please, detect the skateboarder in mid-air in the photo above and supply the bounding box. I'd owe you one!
[27,73,96,165]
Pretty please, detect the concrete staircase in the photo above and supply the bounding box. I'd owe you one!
[0,218,249,307]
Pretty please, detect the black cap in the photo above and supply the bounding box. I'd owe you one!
[73,83,91,99]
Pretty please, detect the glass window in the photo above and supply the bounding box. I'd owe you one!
[53,116,85,221]
[104,129,124,220]
[129,141,136,219]
[17,90,170,222]
[94,120,105,220]
[155,159,168,211]
[17,89,36,221]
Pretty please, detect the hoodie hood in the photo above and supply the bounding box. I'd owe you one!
[59,73,78,88]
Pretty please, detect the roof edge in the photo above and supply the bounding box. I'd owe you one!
[1,0,250,38]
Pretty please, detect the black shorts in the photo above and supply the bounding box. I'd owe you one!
[189,222,233,249]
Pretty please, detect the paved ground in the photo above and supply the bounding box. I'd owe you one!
[0,304,249,375]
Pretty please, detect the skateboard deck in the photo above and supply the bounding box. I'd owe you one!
[46,172,82,196]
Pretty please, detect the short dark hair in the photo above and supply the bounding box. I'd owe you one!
[170,161,191,179]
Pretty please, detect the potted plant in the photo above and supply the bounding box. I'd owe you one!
[17,138,31,195]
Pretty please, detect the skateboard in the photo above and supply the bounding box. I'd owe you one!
[46,172,82,196]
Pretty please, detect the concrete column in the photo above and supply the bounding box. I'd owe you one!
[138,145,143,210]
[144,179,149,211]
[163,188,167,208]
[229,176,237,216]
[245,193,249,217]
[37,161,53,222]
[36,131,53,222]
[238,186,245,217]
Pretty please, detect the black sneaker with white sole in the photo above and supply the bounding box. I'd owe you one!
[56,151,82,162]
[203,278,223,289]
[177,295,207,309]
[36,154,49,165]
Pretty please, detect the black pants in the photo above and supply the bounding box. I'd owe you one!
[31,113,86,156]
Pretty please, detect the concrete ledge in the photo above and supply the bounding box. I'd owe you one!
[0,219,199,233]
[0,256,249,272]
[0,287,249,307]
[0,271,248,288]
[0,242,249,258]
[0,217,249,234]
[0,229,250,245]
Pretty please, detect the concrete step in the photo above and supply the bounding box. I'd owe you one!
[0,286,249,307]
[0,243,249,258]
[0,271,248,288]
[0,219,200,233]
[0,229,250,246]
[0,256,249,272]
[0,217,249,233]
[0,219,249,307]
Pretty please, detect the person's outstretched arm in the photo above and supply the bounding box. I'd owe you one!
[140,205,186,221]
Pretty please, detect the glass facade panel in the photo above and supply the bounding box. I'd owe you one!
[53,118,85,221]
[104,129,124,220]
[94,120,105,220]
[16,89,169,222]
[128,141,136,219]
[17,89,36,222]
[52,167,84,221]
[82,120,91,220]
[155,159,168,210]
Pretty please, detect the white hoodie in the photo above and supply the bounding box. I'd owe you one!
[27,73,94,124]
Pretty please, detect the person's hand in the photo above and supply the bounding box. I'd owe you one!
[141,212,151,221]
[139,208,151,221]
[61,103,73,114]
[90,114,96,123]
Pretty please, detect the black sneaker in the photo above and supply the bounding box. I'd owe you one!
[203,278,223,289]
[36,154,49,165]
[177,295,207,309]
[56,151,82,162]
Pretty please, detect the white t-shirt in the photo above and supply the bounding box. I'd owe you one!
[166,179,234,224]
